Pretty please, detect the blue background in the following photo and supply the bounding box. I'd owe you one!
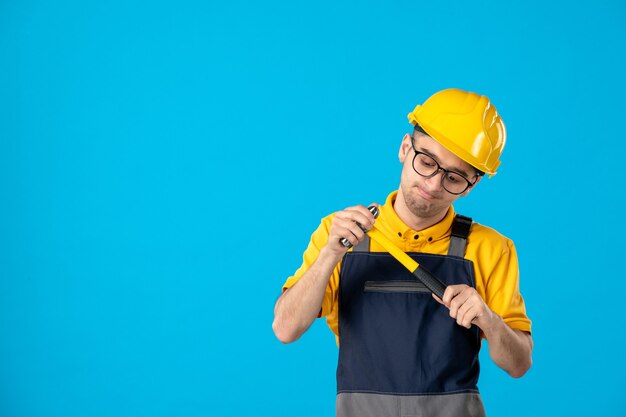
[1,0,625,416]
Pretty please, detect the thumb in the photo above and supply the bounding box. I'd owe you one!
[441,285,463,307]
[432,293,446,306]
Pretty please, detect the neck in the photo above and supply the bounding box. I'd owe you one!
[393,188,450,231]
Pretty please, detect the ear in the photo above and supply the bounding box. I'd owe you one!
[398,134,413,163]
[461,175,483,197]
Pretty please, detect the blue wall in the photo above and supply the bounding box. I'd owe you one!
[1,1,625,415]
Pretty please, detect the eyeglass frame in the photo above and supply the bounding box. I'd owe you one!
[410,136,483,195]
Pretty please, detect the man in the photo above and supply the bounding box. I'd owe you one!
[272,88,533,417]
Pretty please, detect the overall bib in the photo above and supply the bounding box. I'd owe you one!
[336,215,485,417]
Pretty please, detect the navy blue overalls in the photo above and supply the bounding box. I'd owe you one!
[336,215,486,417]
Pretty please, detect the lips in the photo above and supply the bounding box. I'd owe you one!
[416,186,438,201]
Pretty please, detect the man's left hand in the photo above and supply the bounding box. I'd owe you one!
[433,284,496,331]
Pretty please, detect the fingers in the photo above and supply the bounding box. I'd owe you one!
[447,286,471,319]
[327,204,378,254]
[435,284,478,329]
[456,302,479,329]
[442,284,467,306]
[432,293,445,305]
[441,285,490,329]
[335,217,367,245]
[335,204,377,231]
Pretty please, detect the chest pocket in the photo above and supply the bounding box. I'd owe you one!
[364,280,430,293]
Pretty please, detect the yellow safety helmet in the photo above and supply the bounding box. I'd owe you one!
[407,88,506,176]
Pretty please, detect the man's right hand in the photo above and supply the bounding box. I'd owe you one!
[326,204,378,256]
[273,203,378,344]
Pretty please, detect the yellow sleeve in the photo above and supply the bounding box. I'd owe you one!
[483,239,532,334]
[281,214,341,318]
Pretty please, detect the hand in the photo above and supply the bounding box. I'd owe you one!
[433,284,497,330]
[326,204,378,256]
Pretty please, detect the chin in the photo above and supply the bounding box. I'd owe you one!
[400,182,446,218]
[407,197,438,218]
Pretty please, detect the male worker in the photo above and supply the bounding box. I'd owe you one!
[272,88,533,417]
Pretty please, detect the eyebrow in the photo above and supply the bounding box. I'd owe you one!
[415,146,472,178]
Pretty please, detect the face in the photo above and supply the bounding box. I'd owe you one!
[397,132,481,220]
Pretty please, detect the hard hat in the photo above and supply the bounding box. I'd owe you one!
[407,88,506,176]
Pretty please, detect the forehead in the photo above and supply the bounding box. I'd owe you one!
[412,132,476,175]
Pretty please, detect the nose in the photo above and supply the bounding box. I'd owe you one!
[423,169,445,192]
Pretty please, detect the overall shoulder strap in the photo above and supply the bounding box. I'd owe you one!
[447,214,472,258]
[352,234,370,252]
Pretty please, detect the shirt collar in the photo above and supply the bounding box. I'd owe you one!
[378,190,456,244]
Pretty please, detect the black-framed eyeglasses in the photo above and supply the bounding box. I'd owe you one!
[410,138,481,195]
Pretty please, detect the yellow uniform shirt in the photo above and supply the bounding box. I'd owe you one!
[283,191,532,339]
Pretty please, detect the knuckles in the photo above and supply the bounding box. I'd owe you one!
[441,285,487,329]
